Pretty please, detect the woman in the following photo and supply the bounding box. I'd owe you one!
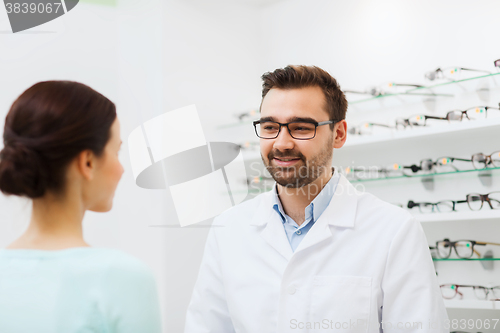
[0,81,162,332]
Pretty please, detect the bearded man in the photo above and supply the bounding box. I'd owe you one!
[185,65,449,333]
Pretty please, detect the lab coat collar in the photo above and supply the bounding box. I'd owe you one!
[250,169,357,229]
[250,170,358,260]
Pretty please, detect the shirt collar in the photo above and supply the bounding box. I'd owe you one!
[271,167,339,224]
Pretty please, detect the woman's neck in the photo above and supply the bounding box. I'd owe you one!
[6,190,89,250]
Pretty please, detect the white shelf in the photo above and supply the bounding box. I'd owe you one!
[344,117,500,148]
[444,299,500,310]
[415,210,500,223]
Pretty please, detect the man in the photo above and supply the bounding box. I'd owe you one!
[185,65,449,333]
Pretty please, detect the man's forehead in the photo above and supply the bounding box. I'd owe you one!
[260,87,328,118]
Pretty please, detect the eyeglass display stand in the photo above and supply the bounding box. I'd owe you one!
[478,170,493,187]
[420,176,434,191]
[480,250,494,271]
[419,169,493,190]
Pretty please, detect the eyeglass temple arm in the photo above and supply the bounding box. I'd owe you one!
[446,157,473,162]
[318,120,337,126]
[343,90,371,95]
[367,122,393,128]
[391,83,424,88]
[425,115,448,120]
[486,104,500,110]
[460,67,491,74]
[407,200,419,209]
[476,241,500,246]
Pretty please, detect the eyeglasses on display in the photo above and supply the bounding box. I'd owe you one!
[407,105,500,126]
[246,175,273,186]
[344,83,424,97]
[345,151,500,181]
[347,122,393,135]
[237,141,259,151]
[466,192,500,211]
[425,67,491,81]
[407,200,464,213]
[440,284,500,300]
[253,119,340,140]
[344,164,405,180]
[236,109,257,121]
[435,238,500,259]
[408,192,500,213]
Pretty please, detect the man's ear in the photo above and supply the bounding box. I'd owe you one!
[76,149,95,181]
[333,120,347,149]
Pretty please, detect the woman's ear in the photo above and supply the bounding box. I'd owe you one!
[76,149,95,181]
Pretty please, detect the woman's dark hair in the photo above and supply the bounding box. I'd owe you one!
[0,81,116,198]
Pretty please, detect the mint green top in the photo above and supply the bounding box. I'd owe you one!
[0,247,162,333]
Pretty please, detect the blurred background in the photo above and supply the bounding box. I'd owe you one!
[1,0,500,331]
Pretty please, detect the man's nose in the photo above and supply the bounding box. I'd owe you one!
[273,125,295,151]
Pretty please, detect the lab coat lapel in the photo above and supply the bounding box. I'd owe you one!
[250,190,294,261]
[294,174,358,254]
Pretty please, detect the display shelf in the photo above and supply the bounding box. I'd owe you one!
[344,117,500,148]
[347,167,500,183]
[444,299,500,310]
[347,72,500,110]
[433,258,500,261]
[414,210,500,223]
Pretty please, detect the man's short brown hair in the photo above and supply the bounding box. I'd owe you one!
[260,65,347,129]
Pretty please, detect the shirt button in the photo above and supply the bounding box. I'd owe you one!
[287,285,297,295]
[296,229,302,235]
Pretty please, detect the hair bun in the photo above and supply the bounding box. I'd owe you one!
[0,141,48,198]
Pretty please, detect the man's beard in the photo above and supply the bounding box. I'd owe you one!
[263,134,334,188]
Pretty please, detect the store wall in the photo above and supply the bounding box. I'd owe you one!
[160,1,264,332]
[260,0,500,90]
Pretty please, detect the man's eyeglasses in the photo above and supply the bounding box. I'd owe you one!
[253,119,340,140]
[425,67,491,81]
[440,284,500,300]
[435,238,500,259]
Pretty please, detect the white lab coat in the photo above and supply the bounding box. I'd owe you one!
[185,172,449,333]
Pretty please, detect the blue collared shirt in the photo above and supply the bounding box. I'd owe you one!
[271,169,340,252]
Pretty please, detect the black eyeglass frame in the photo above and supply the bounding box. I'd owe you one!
[252,119,340,140]
[407,200,466,213]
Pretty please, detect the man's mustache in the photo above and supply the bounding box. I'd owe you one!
[268,151,305,160]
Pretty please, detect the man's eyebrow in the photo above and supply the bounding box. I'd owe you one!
[259,116,276,122]
[259,116,319,123]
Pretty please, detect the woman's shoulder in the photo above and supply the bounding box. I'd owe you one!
[99,248,155,278]
[0,247,155,280]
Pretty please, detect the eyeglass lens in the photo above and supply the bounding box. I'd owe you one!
[256,121,317,139]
